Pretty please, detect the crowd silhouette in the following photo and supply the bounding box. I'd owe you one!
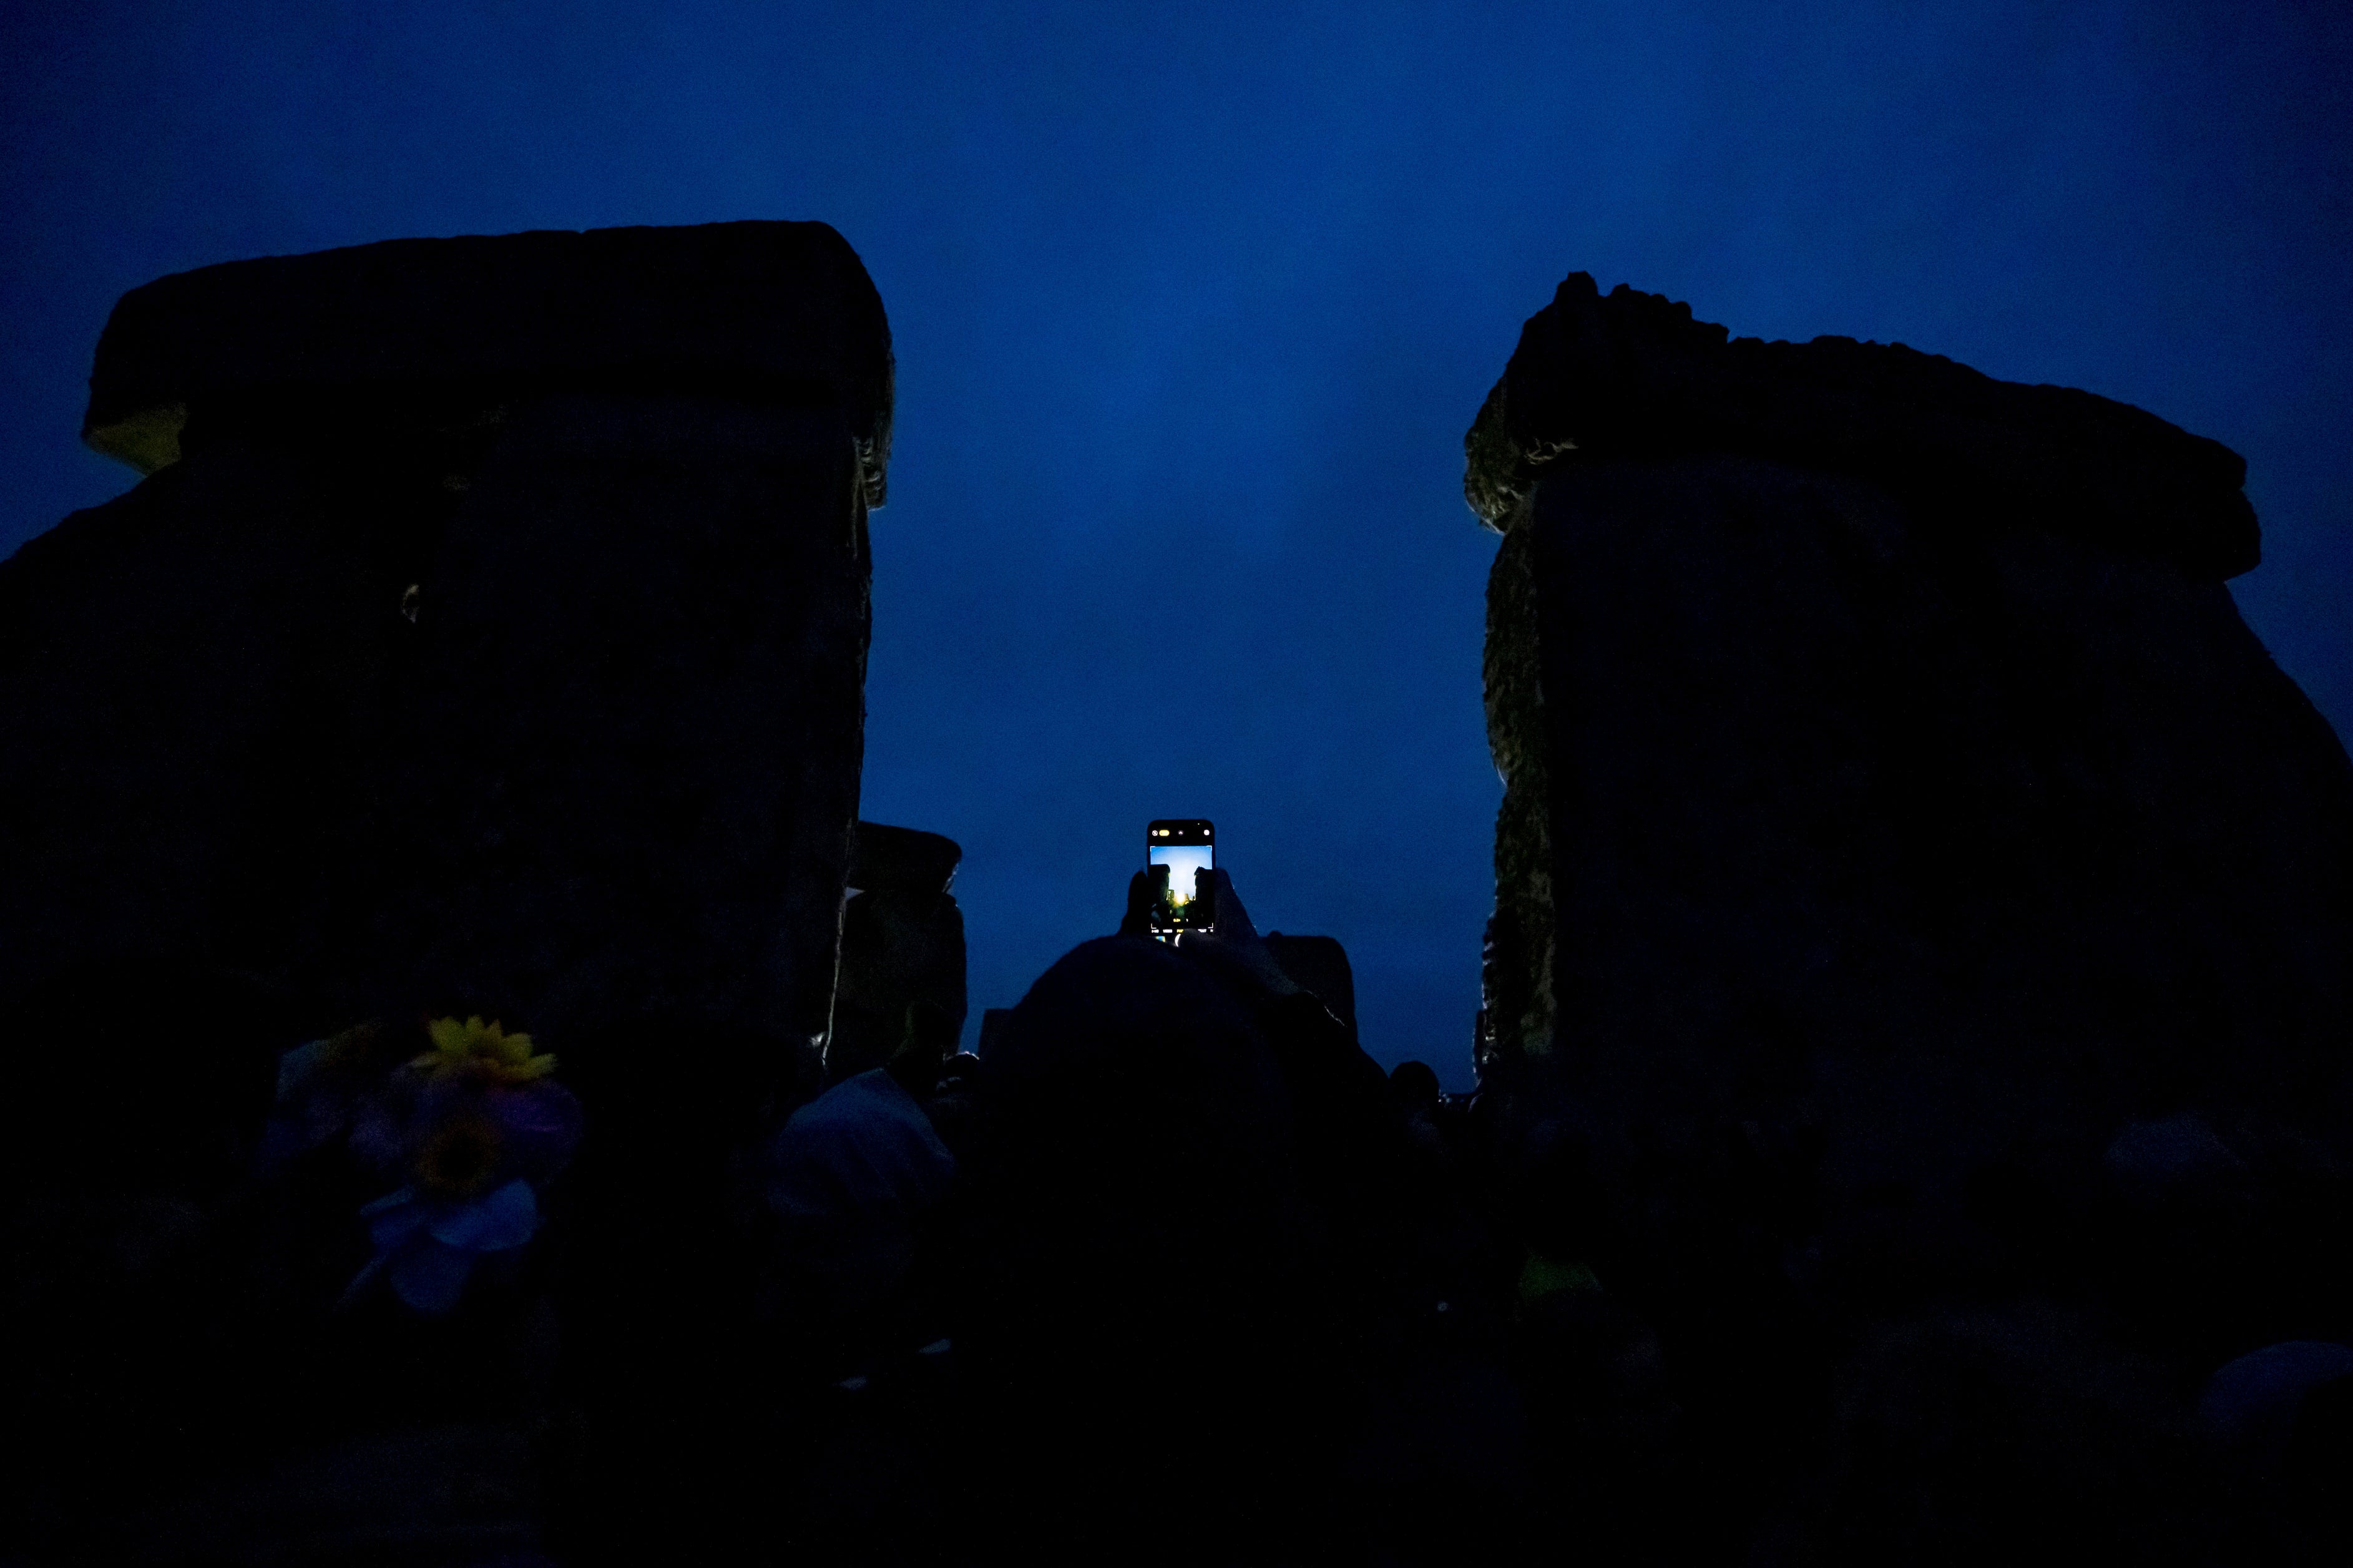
[730,865,2340,1565]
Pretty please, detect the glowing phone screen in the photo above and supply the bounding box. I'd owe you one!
[1146,820,1215,928]
[1148,844,1214,909]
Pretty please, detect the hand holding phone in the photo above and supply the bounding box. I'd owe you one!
[1176,868,1299,1000]
[1118,864,1170,938]
[1146,819,1215,938]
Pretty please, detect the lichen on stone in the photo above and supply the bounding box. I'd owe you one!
[1462,271,2256,580]
[1484,518,1557,1061]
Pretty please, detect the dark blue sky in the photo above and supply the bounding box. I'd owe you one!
[5,1,2348,1083]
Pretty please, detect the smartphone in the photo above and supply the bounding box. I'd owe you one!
[1146,819,1215,937]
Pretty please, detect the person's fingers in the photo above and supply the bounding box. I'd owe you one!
[1118,865,1167,937]
[1181,899,1298,999]
[1205,867,1257,942]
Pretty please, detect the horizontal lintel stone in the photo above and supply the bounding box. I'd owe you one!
[82,219,894,505]
[1465,272,2255,580]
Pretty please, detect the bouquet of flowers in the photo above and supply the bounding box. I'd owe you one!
[262,1016,582,1314]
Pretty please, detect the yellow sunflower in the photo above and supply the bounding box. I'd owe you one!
[414,1015,556,1084]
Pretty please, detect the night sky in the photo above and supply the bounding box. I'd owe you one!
[4,2,2347,1084]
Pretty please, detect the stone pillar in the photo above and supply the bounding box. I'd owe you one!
[358,390,870,1057]
[827,821,967,1083]
[1466,272,2353,1548]
[0,222,890,1558]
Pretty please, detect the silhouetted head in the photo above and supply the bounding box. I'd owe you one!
[961,937,1318,1554]
[970,938,1299,1318]
[1389,1059,1442,1114]
[884,998,961,1097]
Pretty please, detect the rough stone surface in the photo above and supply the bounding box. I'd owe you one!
[850,820,964,898]
[1465,272,2256,578]
[83,220,894,506]
[0,439,393,1011]
[828,822,967,1083]
[0,401,869,1068]
[1,225,884,1557]
[1471,277,2353,1553]
[348,392,869,1053]
[1508,451,2353,1210]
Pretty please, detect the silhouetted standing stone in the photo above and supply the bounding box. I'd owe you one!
[826,820,968,1081]
[362,391,870,1052]
[4,220,887,1049]
[0,221,891,1561]
[1467,273,2353,1555]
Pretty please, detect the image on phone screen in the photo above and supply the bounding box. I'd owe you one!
[1147,819,1215,932]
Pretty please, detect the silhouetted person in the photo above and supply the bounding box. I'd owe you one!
[1389,1059,1455,1249]
[758,998,970,1564]
[956,867,1406,1563]
[1390,1058,1441,1113]
[1811,1307,2225,1567]
[764,998,962,1381]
